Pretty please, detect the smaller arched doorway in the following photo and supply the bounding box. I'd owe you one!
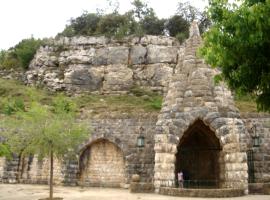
[175,120,221,188]
[79,139,126,187]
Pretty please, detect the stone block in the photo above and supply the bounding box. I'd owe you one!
[103,65,133,91]
[130,45,147,64]
[92,48,108,65]
[147,45,178,64]
[107,47,129,64]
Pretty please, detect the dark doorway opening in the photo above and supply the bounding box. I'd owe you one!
[175,120,221,188]
[247,150,255,183]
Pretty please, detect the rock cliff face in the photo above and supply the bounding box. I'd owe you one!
[25,35,180,94]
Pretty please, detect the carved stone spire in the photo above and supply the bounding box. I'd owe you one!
[189,21,200,37]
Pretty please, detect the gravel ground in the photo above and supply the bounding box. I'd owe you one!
[0,184,269,200]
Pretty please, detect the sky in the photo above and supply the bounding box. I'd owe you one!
[0,0,208,50]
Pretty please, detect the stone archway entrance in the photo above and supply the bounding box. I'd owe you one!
[175,120,221,188]
[80,139,125,188]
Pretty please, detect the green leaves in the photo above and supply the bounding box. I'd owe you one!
[200,0,270,112]
[0,38,43,70]
[1,99,89,159]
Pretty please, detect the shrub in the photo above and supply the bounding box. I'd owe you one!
[0,38,43,70]
[14,38,43,69]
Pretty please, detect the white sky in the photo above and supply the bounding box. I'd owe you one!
[0,0,208,50]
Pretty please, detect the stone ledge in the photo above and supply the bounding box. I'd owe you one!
[159,187,245,198]
[130,182,154,193]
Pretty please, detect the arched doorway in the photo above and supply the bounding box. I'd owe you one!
[80,139,125,187]
[175,120,221,188]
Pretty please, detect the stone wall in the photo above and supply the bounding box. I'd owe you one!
[0,117,156,187]
[241,113,270,183]
[25,35,180,94]
[80,140,126,187]
[154,22,248,192]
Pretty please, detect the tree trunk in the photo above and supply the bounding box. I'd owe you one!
[49,145,53,200]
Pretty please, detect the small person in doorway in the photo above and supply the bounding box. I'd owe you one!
[178,171,184,188]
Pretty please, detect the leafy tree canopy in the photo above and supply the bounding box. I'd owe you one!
[1,95,89,199]
[200,0,270,111]
[58,0,207,40]
[0,37,43,70]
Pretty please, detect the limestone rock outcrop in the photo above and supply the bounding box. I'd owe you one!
[25,35,179,93]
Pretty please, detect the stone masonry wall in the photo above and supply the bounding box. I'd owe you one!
[80,140,126,187]
[25,35,180,94]
[241,113,270,183]
[0,117,156,187]
[154,22,248,192]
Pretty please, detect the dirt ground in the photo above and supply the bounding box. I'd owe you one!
[0,184,269,200]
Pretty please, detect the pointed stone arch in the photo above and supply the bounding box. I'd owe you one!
[79,138,126,188]
[154,112,248,191]
[175,119,222,188]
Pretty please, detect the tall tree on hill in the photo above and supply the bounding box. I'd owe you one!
[200,0,270,111]
[176,1,211,34]
[1,96,89,200]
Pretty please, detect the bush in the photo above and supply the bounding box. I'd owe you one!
[0,38,43,70]
[2,98,25,115]
[165,15,189,37]
[14,38,43,69]
[176,32,188,44]
[141,13,165,35]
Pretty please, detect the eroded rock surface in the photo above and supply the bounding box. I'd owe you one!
[26,35,179,93]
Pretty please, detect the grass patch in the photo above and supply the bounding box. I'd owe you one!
[234,92,259,113]
[0,78,162,117]
[235,100,258,113]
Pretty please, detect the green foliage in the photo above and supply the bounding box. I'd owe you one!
[1,102,89,159]
[140,12,165,35]
[59,0,193,38]
[2,98,25,115]
[129,86,162,110]
[131,0,151,20]
[0,50,19,69]
[52,94,76,114]
[0,38,43,69]
[96,13,136,38]
[59,12,101,37]
[0,78,162,119]
[213,74,223,85]
[0,143,11,158]
[166,15,189,37]
[176,1,211,34]
[14,38,43,69]
[200,0,270,112]
[176,32,188,44]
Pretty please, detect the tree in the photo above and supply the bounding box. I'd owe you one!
[0,38,43,70]
[200,0,270,111]
[96,13,135,37]
[176,1,211,34]
[1,96,89,200]
[14,38,43,69]
[131,0,165,36]
[141,11,165,35]
[131,0,151,21]
[60,12,101,37]
[165,15,189,37]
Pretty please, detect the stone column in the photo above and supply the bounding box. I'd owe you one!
[154,134,177,191]
[0,157,6,182]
